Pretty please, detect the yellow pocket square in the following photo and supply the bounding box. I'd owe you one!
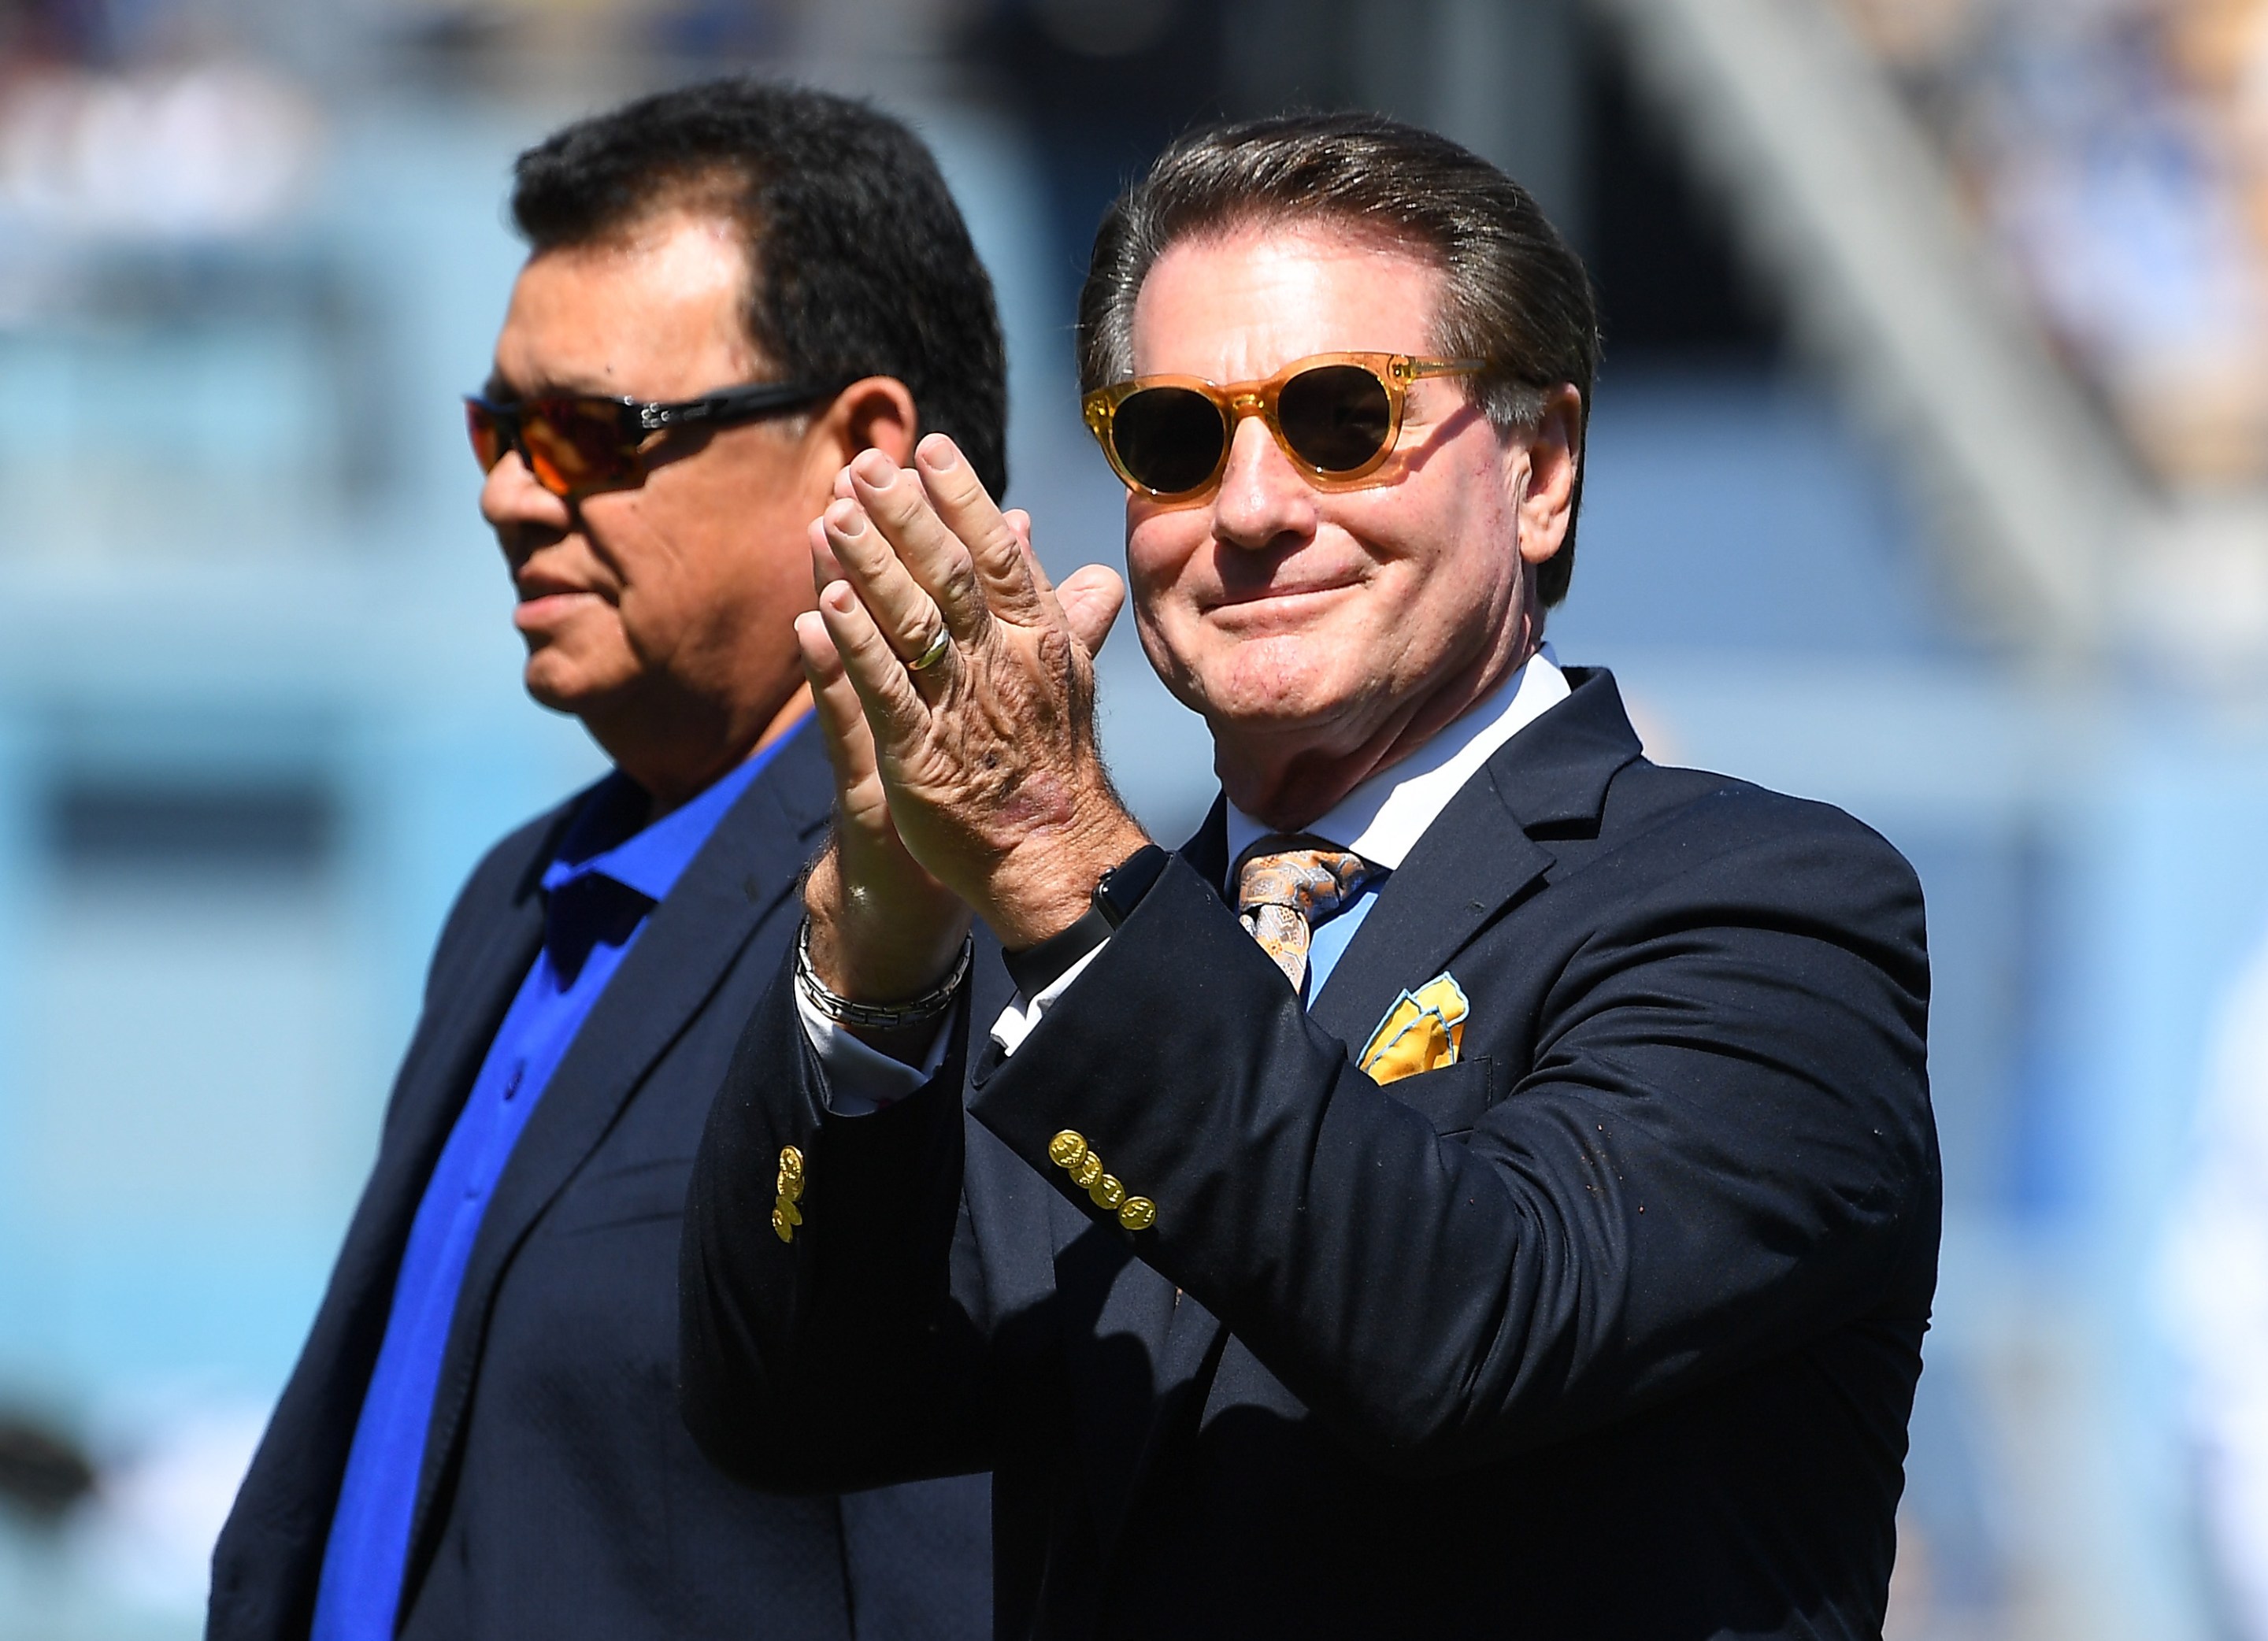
[1358,972,1470,1085]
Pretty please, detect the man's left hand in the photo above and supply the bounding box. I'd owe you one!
[810,435,1148,950]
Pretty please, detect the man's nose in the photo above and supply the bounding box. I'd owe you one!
[480,447,573,540]
[1210,415,1317,550]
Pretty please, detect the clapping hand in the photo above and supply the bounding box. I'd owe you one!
[797,435,1147,1032]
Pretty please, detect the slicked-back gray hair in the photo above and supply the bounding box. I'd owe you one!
[1076,111,1599,605]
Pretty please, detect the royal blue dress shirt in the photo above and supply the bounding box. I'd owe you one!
[309,731,798,1641]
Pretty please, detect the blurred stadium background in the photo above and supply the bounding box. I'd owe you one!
[2,0,2267,1635]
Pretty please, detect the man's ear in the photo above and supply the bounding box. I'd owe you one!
[1514,383,1583,569]
[811,376,919,471]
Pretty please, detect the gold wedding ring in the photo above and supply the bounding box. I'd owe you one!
[907,626,952,672]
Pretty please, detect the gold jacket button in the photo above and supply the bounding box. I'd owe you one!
[1047,1130,1088,1169]
[779,1144,804,1177]
[1073,1152,1104,1189]
[771,1205,795,1243]
[1089,1175,1125,1210]
[776,1166,804,1203]
[776,1197,803,1228]
[1116,1197,1155,1232]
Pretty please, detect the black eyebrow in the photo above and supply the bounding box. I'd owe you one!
[479,373,627,404]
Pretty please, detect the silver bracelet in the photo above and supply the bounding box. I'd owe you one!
[795,919,972,1031]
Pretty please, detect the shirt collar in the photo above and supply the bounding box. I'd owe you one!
[541,713,810,905]
[1225,645,1569,875]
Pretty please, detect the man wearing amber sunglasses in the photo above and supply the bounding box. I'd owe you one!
[211,80,993,1641]
[684,111,1940,1639]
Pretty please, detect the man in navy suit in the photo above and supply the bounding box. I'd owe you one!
[683,112,1939,1639]
[211,80,995,1641]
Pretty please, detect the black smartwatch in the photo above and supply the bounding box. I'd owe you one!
[1001,843,1170,999]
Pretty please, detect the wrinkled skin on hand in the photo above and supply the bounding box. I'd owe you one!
[797,434,1145,1021]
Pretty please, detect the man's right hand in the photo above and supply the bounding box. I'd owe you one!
[795,514,976,1064]
[798,463,1128,1065]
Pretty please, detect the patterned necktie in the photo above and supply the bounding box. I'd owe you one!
[1235,839,1383,992]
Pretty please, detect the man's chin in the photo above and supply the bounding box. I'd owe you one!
[521,655,622,721]
[1199,680,1362,743]
[1181,648,1359,730]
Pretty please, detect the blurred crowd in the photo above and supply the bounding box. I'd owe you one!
[11,0,2267,492]
[1844,0,2268,490]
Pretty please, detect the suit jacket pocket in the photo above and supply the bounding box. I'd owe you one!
[1380,1056,1495,1137]
[550,1156,696,1235]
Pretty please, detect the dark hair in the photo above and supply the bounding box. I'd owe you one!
[1077,111,1599,604]
[511,79,1009,499]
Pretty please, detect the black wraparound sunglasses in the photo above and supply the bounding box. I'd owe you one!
[466,379,834,498]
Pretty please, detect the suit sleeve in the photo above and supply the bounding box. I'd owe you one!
[963,795,1936,1476]
[678,946,1001,1494]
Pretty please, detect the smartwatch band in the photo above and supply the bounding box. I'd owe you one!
[1001,843,1169,999]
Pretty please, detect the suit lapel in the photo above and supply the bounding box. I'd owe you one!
[376,792,583,1187]
[384,880,552,1178]
[1178,795,1228,895]
[336,806,571,1358]
[1308,667,1643,1050]
[1306,775,1550,1049]
[400,724,833,1596]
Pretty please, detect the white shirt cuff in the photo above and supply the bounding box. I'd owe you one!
[795,983,953,1116]
[990,939,1109,1057]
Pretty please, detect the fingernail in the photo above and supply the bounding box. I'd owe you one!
[917,437,959,471]
[827,500,865,536]
[850,449,896,485]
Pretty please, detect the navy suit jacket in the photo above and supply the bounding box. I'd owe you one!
[681,669,1939,1641]
[211,724,989,1641]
